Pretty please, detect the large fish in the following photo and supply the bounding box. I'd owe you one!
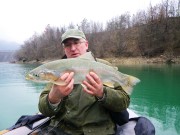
[26,52,140,95]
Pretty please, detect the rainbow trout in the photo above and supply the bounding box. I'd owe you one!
[26,52,140,95]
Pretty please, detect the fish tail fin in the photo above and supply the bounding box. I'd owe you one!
[122,75,140,95]
[128,75,140,86]
[122,86,133,95]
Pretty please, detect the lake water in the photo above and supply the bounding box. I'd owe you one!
[0,62,180,135]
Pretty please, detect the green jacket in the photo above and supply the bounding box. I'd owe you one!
[38,59,130,135]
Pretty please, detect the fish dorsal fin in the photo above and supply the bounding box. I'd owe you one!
[96,58,118,70]
[78,52,96,61]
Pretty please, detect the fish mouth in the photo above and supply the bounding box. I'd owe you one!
[25,73,48,83]
[25,74,34,80]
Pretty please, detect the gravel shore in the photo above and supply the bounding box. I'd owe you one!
[104,57,180,65]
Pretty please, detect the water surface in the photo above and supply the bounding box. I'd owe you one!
[118,64,180,135]
[0,63,45,129]
[0,63,179,135]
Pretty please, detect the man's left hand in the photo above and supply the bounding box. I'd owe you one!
[83,72,104,98]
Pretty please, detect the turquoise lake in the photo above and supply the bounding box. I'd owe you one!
[0,62,180,135]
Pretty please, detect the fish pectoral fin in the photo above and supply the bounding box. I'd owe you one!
[103,82,115,88]
[51,80,66,85]
[78,52,96,61]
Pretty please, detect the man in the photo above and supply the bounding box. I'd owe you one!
[38,29,130,135]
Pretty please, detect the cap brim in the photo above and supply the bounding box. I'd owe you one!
[61,36,83,44]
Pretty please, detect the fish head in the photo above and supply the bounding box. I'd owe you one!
[25,69,59,83]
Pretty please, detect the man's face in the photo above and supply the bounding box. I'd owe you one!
[63,38,88,58]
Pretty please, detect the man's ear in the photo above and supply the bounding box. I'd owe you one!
[85,41,89,48]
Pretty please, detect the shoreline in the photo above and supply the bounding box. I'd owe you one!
[14,56,180,65]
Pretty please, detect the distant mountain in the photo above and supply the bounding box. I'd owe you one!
[0,40,21,62]
[0,51,16,62]
[0,40,21,51]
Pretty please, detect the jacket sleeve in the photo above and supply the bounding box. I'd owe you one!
[100,83,130,112]
[38,83,65,117]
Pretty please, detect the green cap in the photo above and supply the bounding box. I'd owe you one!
[61,29,86,44]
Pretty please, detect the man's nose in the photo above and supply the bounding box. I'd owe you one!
[70,44,76,50]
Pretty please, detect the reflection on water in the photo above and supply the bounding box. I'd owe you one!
[0,63,180,135]
[118,64,180,135]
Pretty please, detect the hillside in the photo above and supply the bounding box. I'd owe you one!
[14,1,180,62]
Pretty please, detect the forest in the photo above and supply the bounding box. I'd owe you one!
[14,0,180,62]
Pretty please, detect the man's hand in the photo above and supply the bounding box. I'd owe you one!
[83,72,104,98]
[48,72,74,104]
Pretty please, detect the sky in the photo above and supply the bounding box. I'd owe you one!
[0,0,163,45]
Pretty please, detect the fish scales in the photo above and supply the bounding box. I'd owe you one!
[26,54,140,95]
[39,58,125,84]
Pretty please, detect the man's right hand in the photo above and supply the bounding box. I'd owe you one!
[48,72,74,104]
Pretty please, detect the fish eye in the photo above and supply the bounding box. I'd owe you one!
[33,73,39,77]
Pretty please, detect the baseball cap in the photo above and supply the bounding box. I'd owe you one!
[61,29,86,44]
